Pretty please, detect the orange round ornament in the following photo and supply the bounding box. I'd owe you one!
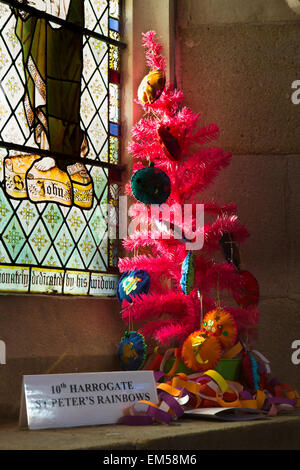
[202,308,237,350]
[181,329,222,372]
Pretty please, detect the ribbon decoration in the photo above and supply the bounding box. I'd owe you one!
[250,349,271,375]
[159,347,182,377]
[120,368,300,426]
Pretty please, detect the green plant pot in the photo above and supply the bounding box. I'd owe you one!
[214,358,242,381]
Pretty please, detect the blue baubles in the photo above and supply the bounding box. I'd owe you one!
[118,331,147,371]
[117,270,150,304]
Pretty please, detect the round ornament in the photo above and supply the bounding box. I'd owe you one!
[233,270,259,309]
[137,69,166,104]
[180,251,195,295]
[202,308,237,350]
[130,164,171,205]
[118,331,147,371]
[157,125,181,161]
[117,270,150,304]
[181,329,222,372]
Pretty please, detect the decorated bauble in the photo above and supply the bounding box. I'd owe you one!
[181,329,222,372]
[118,331,147,371]
[202,308,237,350]
[117,270,150,304]
[130,164,171,205]
[219,232,240,271]
[137,69,166,104]
[180,251,195,295]
[233,270,259,309]
[157,125,181,161]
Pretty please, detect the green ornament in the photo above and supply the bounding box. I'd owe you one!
[130,163,171,205]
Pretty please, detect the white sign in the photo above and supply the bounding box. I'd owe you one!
[19,370,158,430]
[63,270,89,295]
[30,268,64,294]
[89,273,118,296]
[0,266,30,292]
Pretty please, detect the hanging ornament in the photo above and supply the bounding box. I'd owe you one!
[233,270,260,309]
[130,163,171,205]
[157,125,181,161]
[180,251,195,295]
[219,232,240,271]
[137,69,166,104]
[181,329,222,372]
[117,270,150,304]
[202,308,237,351]
[118,331,147,371]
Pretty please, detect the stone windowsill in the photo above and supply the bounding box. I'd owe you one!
[0,410,299,450]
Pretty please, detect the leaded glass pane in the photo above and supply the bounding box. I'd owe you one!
[0,0,122,295]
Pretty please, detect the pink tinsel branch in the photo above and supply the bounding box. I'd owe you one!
[191,122,220,145]
[140,320,191,346]
[175,150,232,202]
[122,291,196,324]
[118,254,175,274]
[203,215,249,251]
[142,31,166,71]
[196,263,244,295]
[142,85,185,115]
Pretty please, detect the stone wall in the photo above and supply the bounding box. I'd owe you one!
[176,0,300,390]
[0,295,124,421]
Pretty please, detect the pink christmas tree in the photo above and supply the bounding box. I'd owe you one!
[118,31,260,370]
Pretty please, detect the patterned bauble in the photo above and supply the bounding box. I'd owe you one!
[117,270,150,304]
[233,270,259,309]
[202,308,237,350]
[180,251,195,295]
[137,69,166,104]
[181,329,222,372]
[118,331,147,371]
[130,164,171,205]
[157,125,181,161]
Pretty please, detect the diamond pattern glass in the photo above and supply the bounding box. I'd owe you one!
[3,215,26,259]
[0,1,121,295]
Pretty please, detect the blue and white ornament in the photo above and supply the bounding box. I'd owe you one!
[117,270,150,304]
[118,331,147,371]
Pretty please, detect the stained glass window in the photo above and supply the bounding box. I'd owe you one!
[0,0,124,295]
